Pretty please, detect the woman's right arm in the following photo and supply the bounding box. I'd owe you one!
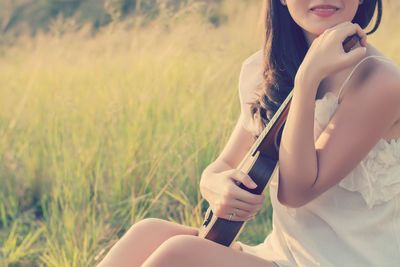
[199,50,266,222]
[199,115,265,221]
[199,51,266,251]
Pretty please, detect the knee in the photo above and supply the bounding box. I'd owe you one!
[160,235,200,254]
[128,217,198,237]
[127,217,165,234]
[133,217,165,228]
[144,235,201,266]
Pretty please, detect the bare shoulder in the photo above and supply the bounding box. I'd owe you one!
[344,55,400,123]
[347,54,400,104]
[349,54,400,88]
[371,57,400,115]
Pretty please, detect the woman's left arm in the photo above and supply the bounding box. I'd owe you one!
[276,75,320,208]
[278,68,400,208]
[276,22,400,208]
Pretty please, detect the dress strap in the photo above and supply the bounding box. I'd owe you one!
[336,55,397,103]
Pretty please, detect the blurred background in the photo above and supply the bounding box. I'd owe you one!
[0,0,399,266]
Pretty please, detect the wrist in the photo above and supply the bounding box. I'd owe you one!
[295,64,324,88]
[294,69,323,98]
[293,77,321,102]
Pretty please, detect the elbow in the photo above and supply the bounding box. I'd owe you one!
[276,168,317,209]
[276,184,311,209]
[277,194,307,209]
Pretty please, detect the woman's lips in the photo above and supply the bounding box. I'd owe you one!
[310,6,339,18]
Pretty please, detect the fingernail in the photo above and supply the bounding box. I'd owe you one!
[249,180,257,188]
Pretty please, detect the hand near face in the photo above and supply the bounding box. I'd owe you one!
[296,21,368,85]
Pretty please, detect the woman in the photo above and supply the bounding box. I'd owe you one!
[97,0,400,266]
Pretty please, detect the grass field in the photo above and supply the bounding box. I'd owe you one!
[0,1,399,266]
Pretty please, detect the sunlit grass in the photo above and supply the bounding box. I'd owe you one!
[0,0,399,266]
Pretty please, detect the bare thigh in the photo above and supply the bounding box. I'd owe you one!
[142,234,277,267]
[97,217,277,267]
[96,218,198,267]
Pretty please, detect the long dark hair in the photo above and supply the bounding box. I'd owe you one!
[249,0,383,139]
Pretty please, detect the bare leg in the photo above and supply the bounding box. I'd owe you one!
[96,218,199,267]
[142,235,278,267]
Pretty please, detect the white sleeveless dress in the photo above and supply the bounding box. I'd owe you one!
[236,49,400,267]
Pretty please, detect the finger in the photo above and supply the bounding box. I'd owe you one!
[211,203,247,220]
[230,198,262,212]
[228,169,257,189]
[234,211,257,222]
[354,23,368,47]
[339,45,367,67]
[337,23,367,47]
[231,185,265,205]
[230,207,250,218]
[212,198,259,218]
[349,23,367,47]
[236,199,264,214]
[223,211,248,221]
[347,45,367,59]
[245,205,262,216]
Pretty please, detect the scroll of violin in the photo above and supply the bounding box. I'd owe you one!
[197,33,362,247]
